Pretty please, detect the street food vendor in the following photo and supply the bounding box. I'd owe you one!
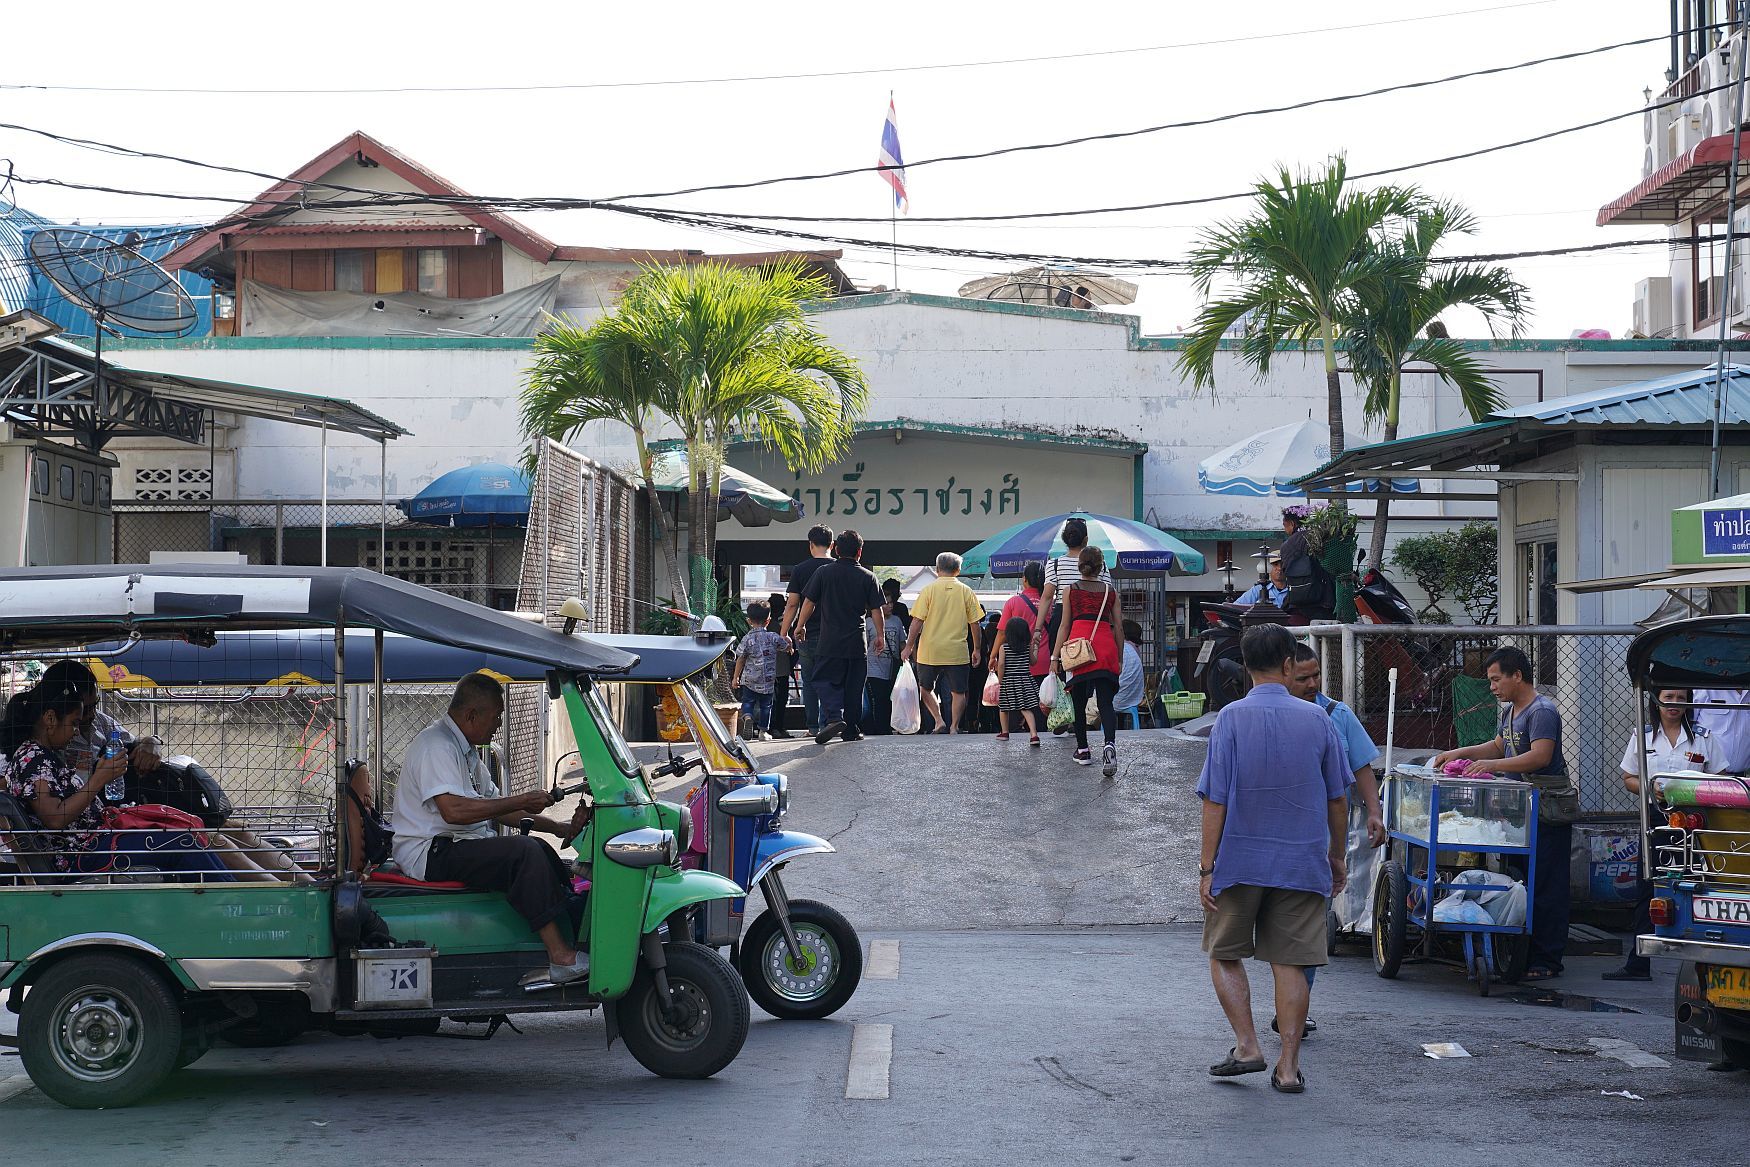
[1431,647,1578,982]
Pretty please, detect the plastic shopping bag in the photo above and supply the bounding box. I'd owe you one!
[1038,671,1062,710]
[1046,686,1076,734]
[891,663,922,735]
[981,672,1001,707]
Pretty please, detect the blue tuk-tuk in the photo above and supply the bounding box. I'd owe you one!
[1627,615,1750,1067]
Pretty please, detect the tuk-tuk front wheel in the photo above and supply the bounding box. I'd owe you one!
[20,953,183,1109]
[738,899,863,1020]
[616,941,749,1079]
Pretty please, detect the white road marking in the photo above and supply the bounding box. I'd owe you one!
[845,1023,893,1100]
[865,939,900,980]
[1588,1037,1670,1069]
[0,1076,36,1105]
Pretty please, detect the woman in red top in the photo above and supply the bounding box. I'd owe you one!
[1051,545,1126,777]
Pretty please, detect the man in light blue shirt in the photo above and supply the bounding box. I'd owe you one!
[1198,624,1350,1093]
[1290,644,1385,848]
[1236,554,1290,607]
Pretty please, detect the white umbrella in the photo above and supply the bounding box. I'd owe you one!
[957,265,1138,308]
[1198,419,1419,497]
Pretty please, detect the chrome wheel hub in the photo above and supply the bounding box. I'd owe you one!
[763,926,838,1003]
[52,992,141,1083]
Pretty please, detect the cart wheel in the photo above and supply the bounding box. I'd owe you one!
[1493,935,1531,985]
[1473,952,1492,997]
[1326,909,1341,956]
[1372,860,1409,979]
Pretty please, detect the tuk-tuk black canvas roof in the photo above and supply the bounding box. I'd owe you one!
[84,630,714,687]
[0,566,637,675]
[1626,614,1750,689]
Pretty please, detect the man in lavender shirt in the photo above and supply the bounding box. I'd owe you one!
[1197,623,1350,1094]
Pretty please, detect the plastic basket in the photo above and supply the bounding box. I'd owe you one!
[1160,691,1206,721]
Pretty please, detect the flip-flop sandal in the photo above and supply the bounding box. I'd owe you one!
[1208,1048,1268,1077]
[1522,966,1561,982]
[1271,1072,1306,1094]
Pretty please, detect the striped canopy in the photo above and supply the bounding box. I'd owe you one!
[1198,420,1419,497]
[958,512,1205,577]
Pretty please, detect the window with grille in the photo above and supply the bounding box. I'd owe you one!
[131,465,212,501]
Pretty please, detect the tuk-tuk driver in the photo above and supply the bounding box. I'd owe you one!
[394,673,594,984]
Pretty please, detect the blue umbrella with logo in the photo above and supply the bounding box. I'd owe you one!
[397,462,531,527]
[958,511,1205,577]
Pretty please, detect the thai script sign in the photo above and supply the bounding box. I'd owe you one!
[1703,506,1750,557]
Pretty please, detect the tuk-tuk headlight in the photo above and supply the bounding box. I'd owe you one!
[604,827,678,869]
[768,773,789,815]
[657,799,693,853]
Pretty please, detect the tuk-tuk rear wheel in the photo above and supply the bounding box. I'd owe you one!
[20,953,182,1109]
[615,941,749,1080]
[738,899,863,1020]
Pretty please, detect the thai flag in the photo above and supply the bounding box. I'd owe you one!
[878,97,908,213]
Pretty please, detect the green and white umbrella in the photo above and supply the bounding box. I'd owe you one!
[959,511,1205,577]
[650,451,803,527]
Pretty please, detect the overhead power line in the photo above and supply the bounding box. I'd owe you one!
[0,1,1562,95]
[606,29,1687,203]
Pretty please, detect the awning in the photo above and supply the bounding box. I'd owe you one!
[1556,569,1672,594]
[1,334,409,448]
[1637,566,1750,590]
[1597,134,1741,226]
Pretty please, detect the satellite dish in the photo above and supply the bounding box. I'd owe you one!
[27,227,198,337]
[25,227,199,451]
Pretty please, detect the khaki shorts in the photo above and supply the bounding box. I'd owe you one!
[1201,884,1329,967]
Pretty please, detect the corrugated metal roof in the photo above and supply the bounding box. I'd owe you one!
[1496,364,1750,426]
[1298,365,1750,491]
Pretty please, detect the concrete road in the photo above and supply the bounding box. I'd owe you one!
[4,731,1747,1163]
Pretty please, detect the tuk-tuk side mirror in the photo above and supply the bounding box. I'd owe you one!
[718,784,778,818]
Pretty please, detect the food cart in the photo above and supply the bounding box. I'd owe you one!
[1371,764,1539,995]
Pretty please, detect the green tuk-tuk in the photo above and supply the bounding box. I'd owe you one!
[0,565,750,1108]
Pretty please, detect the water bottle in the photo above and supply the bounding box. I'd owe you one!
[100,731,128,802]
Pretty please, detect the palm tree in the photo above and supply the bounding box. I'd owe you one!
[521,301,690,608]
[1345,201,1530,570]
[521,260,867,612]
[1178,156,1421,463]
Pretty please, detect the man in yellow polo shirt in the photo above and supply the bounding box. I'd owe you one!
[901,551,985,735]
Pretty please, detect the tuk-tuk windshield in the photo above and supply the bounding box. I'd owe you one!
[583,682,643,778]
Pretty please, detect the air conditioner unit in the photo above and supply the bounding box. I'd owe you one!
[1634,276,1674,338]
[1681,98,1713,152]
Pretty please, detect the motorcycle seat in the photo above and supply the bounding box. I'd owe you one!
[363,871,471,896]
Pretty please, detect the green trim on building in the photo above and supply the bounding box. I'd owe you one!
[104,336,537,352]
[650,418,1146,455]
[1166,529,1280,542]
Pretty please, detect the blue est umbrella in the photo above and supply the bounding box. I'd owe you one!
[398,462,531,527]
[959,511,1206,577]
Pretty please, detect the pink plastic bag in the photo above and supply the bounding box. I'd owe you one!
[982,672,1000,707]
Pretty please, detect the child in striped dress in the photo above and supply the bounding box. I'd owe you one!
[994,617,1041,746]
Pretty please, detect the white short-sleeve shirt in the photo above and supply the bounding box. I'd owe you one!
[390,714,500,880]
[1619,724,1721,780]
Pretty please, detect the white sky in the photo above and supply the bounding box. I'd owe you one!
[1,0,1673,337]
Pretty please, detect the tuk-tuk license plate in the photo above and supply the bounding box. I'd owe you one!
[1693,896,1750,925]
[1703,965,1750,1011]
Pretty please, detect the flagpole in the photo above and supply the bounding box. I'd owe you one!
[890,205,898,290]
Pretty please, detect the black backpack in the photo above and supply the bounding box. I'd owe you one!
[346,786,395,867]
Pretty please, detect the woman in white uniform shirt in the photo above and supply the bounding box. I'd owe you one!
[1618,687,1721,791]
[1607,687,1718,981]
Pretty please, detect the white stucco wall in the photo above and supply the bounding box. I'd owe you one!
[105,294,1741,574]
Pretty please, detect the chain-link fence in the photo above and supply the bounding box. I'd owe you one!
[112,500,525,609]
[97,680,550,826]
[1305,624,1640,817]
